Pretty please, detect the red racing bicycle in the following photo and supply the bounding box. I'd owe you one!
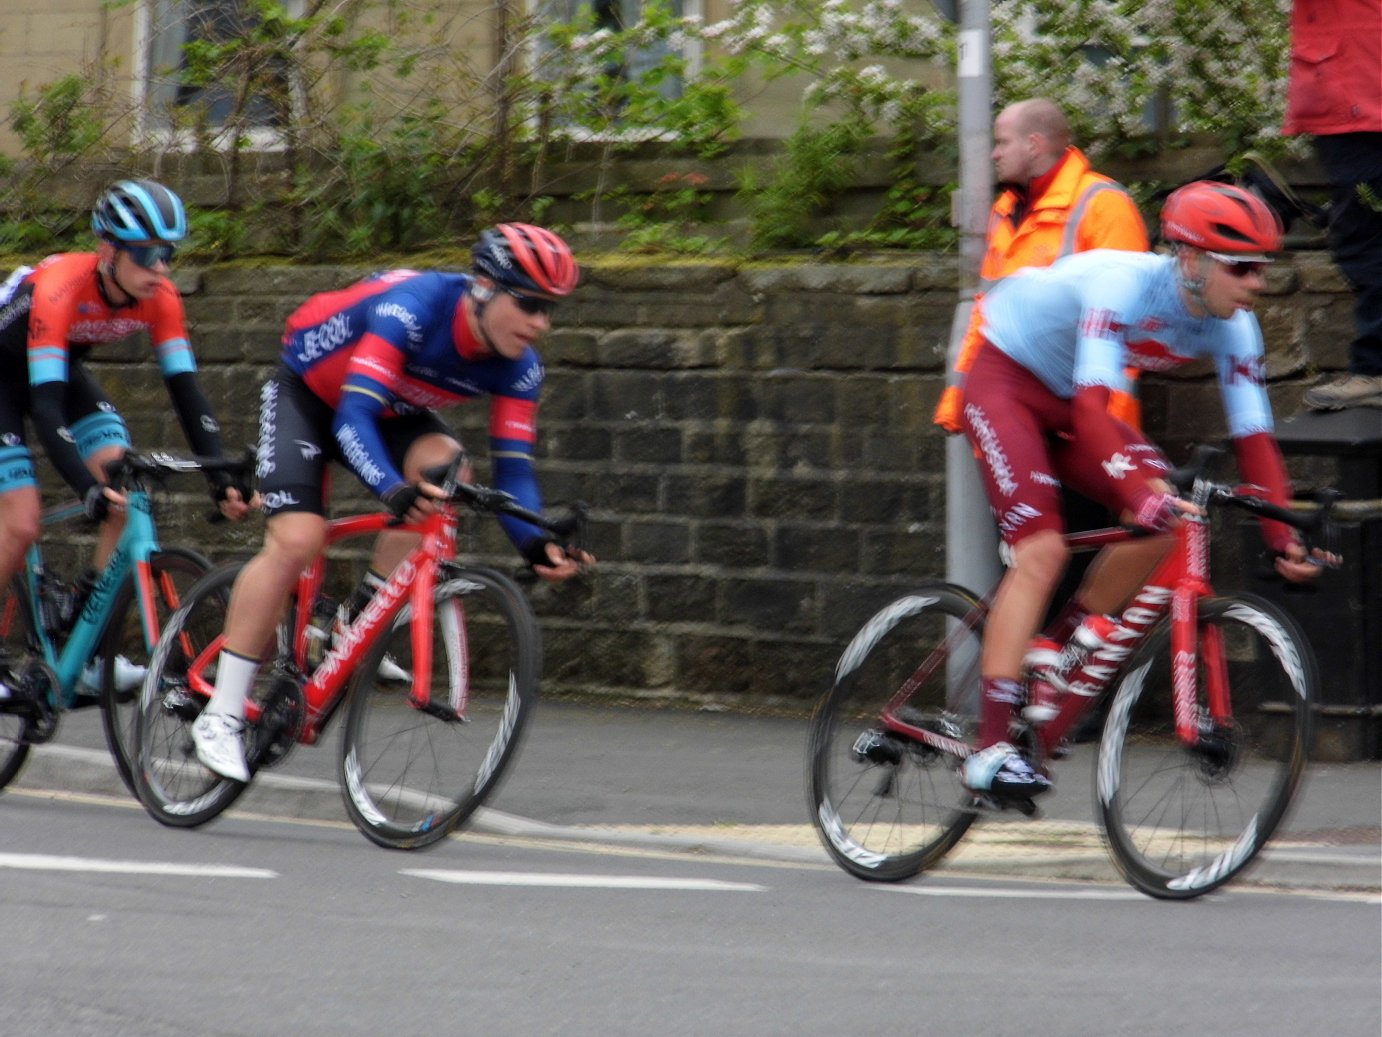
[807,447,1338,898]
[133,457,586,849]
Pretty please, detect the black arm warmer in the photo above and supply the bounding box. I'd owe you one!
[30,381,98,495]
[165,371,226,459]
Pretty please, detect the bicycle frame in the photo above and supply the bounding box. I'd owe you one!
[9,488,169,710]
[882,484,1232,765]
[181,504,464,745]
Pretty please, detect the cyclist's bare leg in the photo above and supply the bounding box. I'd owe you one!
[982,529,1069,680]
[365,434,464,580]
[0,485,41,594]
[85,445,127,571]
[221,511,328,666]
[1068,535,1174,616]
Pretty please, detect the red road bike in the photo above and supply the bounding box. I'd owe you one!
[808,448,1338,898]
[133,458,586,849]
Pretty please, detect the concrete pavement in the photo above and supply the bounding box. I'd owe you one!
[9,699,1380,896]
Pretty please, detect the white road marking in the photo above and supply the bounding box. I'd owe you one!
[401,869,766,892]
[0,853,276,879]
[877,883,1146,901]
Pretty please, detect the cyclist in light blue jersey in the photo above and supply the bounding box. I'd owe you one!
[959,181,1333,803]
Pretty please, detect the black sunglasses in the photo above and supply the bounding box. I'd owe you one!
[118,242,176,270]
[1206,251,1269,279]
[503,287,559,315]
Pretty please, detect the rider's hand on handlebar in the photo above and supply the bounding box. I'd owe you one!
[382,481,443,524]
[214,485,259,522]
[84,483,127,523]
[530,541,595,583]
[1274,541,1339,584]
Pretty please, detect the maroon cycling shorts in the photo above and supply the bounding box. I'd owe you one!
[960,343,1168,545]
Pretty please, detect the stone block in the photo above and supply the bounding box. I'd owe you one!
[623,519,692,564]
[775,523,863,573]
[646,573,718,623]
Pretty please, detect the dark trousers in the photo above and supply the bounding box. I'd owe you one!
[1315,132,1382,376]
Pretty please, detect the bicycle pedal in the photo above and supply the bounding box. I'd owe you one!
[965,793,1042,819]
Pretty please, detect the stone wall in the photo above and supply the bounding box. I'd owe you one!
[79,252,1359,710]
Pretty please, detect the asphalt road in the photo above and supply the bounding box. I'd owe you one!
[9,698,1381,895]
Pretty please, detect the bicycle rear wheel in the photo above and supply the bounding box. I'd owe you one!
[0,576,35,790]
[339,567,540,850]
[133,563,252,827]
[1097,593,1314,899]
[99,547,212,794]
[808,583,984,881]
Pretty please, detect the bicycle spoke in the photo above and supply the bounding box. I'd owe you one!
[339,569,538,850]
[808,585,983,881]
[1097,594,1313,898]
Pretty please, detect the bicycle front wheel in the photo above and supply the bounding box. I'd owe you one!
[133,563,251,827]
[808,583,984,881]
[1097,593,1315,899]
[339,567,540,850]
[100,547,212,794]
[0,576,35,790]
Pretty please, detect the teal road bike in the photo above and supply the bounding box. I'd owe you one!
[0,451,248,794]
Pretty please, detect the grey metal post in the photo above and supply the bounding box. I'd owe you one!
[945,0,1001,594]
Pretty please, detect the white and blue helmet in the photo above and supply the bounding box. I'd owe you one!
[91,179,187,244]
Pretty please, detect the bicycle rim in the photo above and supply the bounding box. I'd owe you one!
[0,576,35,790]
[133,563,250,827]
[100,547,212,795]
[1097,594,1314,899]
[339,568,540,850]
[808,584,983,881]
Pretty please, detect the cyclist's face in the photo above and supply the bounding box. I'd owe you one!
[477,284,556,359]
[1200,252,1267,319]
[102,240,170,301]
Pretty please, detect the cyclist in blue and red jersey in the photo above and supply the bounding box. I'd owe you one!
[0,180,252,690]
[960,181,1334,803]
[193,223,594,781]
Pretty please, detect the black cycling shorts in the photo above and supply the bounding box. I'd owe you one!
[253,366,454,517]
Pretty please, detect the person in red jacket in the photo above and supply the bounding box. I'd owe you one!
[1284,0,1382,411]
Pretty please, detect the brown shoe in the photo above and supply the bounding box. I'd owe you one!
[1302,373,1382,411]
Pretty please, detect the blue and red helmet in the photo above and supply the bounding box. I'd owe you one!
[473,223,579,296]
[92,179,188,244]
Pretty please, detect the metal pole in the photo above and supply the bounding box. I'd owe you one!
[945,0,1001,594]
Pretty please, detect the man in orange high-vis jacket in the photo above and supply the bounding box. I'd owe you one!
[934,98,1149,433]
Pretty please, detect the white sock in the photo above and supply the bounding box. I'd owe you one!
[207,650,259,720]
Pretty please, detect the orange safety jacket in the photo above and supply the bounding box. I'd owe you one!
[933,147,1150,433]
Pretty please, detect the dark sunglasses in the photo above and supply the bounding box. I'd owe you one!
[503,287,559,315]
[118,242,176,270]
[1206,251,1269,278]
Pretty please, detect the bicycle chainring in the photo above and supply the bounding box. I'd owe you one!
[14,658,60,745]
[247,665,305,771]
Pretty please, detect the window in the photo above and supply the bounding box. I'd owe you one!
[535,0,703,132]
[139,0,303,141]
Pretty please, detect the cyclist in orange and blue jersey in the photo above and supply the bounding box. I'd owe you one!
[0,180,252,691]
[959,182,1333,802]
[193,223,594,781]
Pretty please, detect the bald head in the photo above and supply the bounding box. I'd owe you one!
[992,98,1073,186]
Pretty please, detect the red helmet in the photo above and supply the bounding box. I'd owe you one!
[1160,181,1283,255]
[473,223,579,296]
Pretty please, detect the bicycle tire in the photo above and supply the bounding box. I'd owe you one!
[132,562,252,827]
[0,575,36,790]
[99,547,212,794]
[1097,592,1315,899]
[808,583,984,881]
[339,566,540,850]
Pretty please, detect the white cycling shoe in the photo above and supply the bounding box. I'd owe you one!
[80,655,147,695]
[191,711,251,782]
[963,742,1052,800]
